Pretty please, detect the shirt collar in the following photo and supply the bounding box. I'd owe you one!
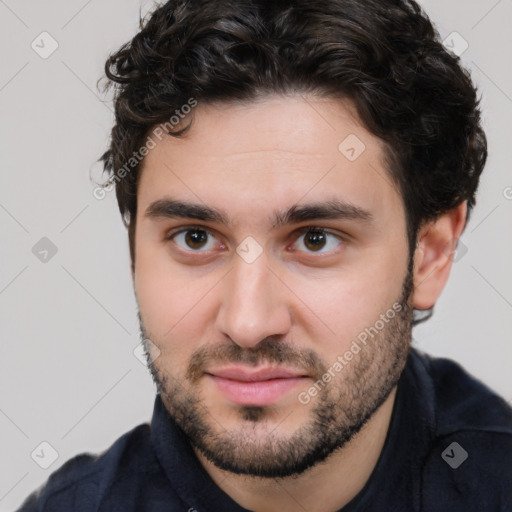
[151,392,249,511]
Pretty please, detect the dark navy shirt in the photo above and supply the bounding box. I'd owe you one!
[17,348,512,511]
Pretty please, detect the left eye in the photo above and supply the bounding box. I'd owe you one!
[292,228,342,253]
[171,228,219,251]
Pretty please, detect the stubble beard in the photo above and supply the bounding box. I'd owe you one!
[139,269,414,478]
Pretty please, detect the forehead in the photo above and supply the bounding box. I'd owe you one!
[136,94,404,230]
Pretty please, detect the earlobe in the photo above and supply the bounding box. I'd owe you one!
[412,202,467,310]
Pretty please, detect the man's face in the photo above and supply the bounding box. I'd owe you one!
[133,94,413,477]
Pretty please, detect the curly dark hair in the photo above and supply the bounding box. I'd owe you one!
[97,0,486,288]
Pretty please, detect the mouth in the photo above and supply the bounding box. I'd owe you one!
[205,366,310,407]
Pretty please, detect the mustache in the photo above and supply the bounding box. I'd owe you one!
[186,338,328,383]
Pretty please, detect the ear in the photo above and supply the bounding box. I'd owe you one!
[412,202,467,310]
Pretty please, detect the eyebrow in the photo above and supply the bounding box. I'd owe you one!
[144,198,373,229]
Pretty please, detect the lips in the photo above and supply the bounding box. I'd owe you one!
[206,366,309,406]
[209,366,307,382]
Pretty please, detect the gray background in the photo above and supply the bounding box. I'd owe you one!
[1,0,511,510]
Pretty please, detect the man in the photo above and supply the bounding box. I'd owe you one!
[18,0,512,510]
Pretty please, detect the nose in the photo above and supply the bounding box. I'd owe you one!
[215,254,292,349]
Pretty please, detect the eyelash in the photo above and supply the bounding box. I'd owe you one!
[165,225,345,255]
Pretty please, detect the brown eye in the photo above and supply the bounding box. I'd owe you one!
[184,229,208,249]
[303,230,327,251]
[293,228,342,254]
[171,228,217,251]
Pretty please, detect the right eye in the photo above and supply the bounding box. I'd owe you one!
[167,227,221,252]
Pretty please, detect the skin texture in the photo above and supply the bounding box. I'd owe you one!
[132,94,466,512]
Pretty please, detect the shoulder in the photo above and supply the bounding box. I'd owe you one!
[15,422,166,512]
[410,348,512,434]
[410,349,512,511]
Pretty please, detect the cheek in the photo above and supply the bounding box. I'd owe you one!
[293,255,406,355]
[134,245,224,364]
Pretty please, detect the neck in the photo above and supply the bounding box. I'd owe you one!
[194,386,397,512]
